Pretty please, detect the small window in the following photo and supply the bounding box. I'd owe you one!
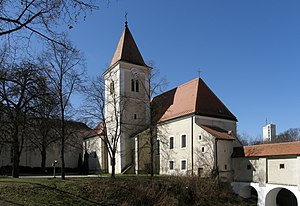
[131,79,135,91]
[135,80,139,92]
[169,161,174,170]
[247,164,251,170]
[181,135,186,148]
[279,164,285,169]
[224,164,227,170]
[134,114,137,120]
[169,137,174,149]
[198,135,202,141]
[110,82,114,94]
[201,146,205,153]
[181,160,187,170]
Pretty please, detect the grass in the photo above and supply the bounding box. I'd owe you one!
[0,176,255,206]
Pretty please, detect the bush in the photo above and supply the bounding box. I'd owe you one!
[83,176,255,206]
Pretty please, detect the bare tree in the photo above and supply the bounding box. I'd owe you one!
[276,128,300,143]
[40,37,85,179]
[0,0,100,46]
[194,137,217,178]
[82,75,123,178]
[237,132,250,146]
[249,136,263,145]
[28,94,60,172]
[0,60,44,177]
[136,64,167,177]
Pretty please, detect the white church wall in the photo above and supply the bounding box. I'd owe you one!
[158,116,192,175]
[104,61,151,174]
[159,115,236,179]
[104,65,123,174]
[193,128,215,177]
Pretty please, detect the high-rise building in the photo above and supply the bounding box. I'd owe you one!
[263,123,276,142]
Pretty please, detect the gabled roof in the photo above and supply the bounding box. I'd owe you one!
[232,141,300,158]
[199,124,236,141]
[152,78,237,123]
[110,24,148,67]
[83,122,105,140]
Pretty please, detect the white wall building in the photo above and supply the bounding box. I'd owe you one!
[263,123,276,142]
[0,121,88,173]
[232,142,300,206]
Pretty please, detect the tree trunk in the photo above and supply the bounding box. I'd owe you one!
[12,130,20,178]
[60,82,65,180]
[61,129,65,180]
[150,126,154,177]
[41,146,46,173]
[111,157,115,178]
[61,108,66,180]
[12,144,20,178]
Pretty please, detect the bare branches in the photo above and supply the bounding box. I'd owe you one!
[39,36,86,179]
[0,0,100,46]
[82,74,124,177]
[0,58,45,177]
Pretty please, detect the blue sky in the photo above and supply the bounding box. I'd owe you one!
[69,0,300,139]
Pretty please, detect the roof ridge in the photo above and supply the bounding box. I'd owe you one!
[153,77,200,99]
[243,141,300,148]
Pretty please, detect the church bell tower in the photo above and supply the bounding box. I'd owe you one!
[102,22,151,174]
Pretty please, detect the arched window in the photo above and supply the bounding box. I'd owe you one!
[135,80,139,92]
[131,79,134,91]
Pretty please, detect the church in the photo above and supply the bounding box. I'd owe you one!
[83,22,241,181]
[84,23,300,204]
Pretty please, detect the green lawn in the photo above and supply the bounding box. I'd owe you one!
[0,176,255,206]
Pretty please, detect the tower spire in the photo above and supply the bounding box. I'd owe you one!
[109,19,148,68]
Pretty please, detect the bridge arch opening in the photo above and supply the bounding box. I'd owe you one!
[265,188,297,206]
[239,185,258,203]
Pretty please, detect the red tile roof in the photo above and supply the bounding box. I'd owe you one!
[232,141,300,157]
[110,25,148,67]
[199,124,236,140]
[152,78,237,123]
[83,122,105,139]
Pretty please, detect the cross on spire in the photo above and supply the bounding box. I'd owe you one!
[125,11,128,27]
[197,68,203,78]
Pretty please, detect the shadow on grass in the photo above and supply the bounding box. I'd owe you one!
[0,198,24,206]
[0,180,101,205]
